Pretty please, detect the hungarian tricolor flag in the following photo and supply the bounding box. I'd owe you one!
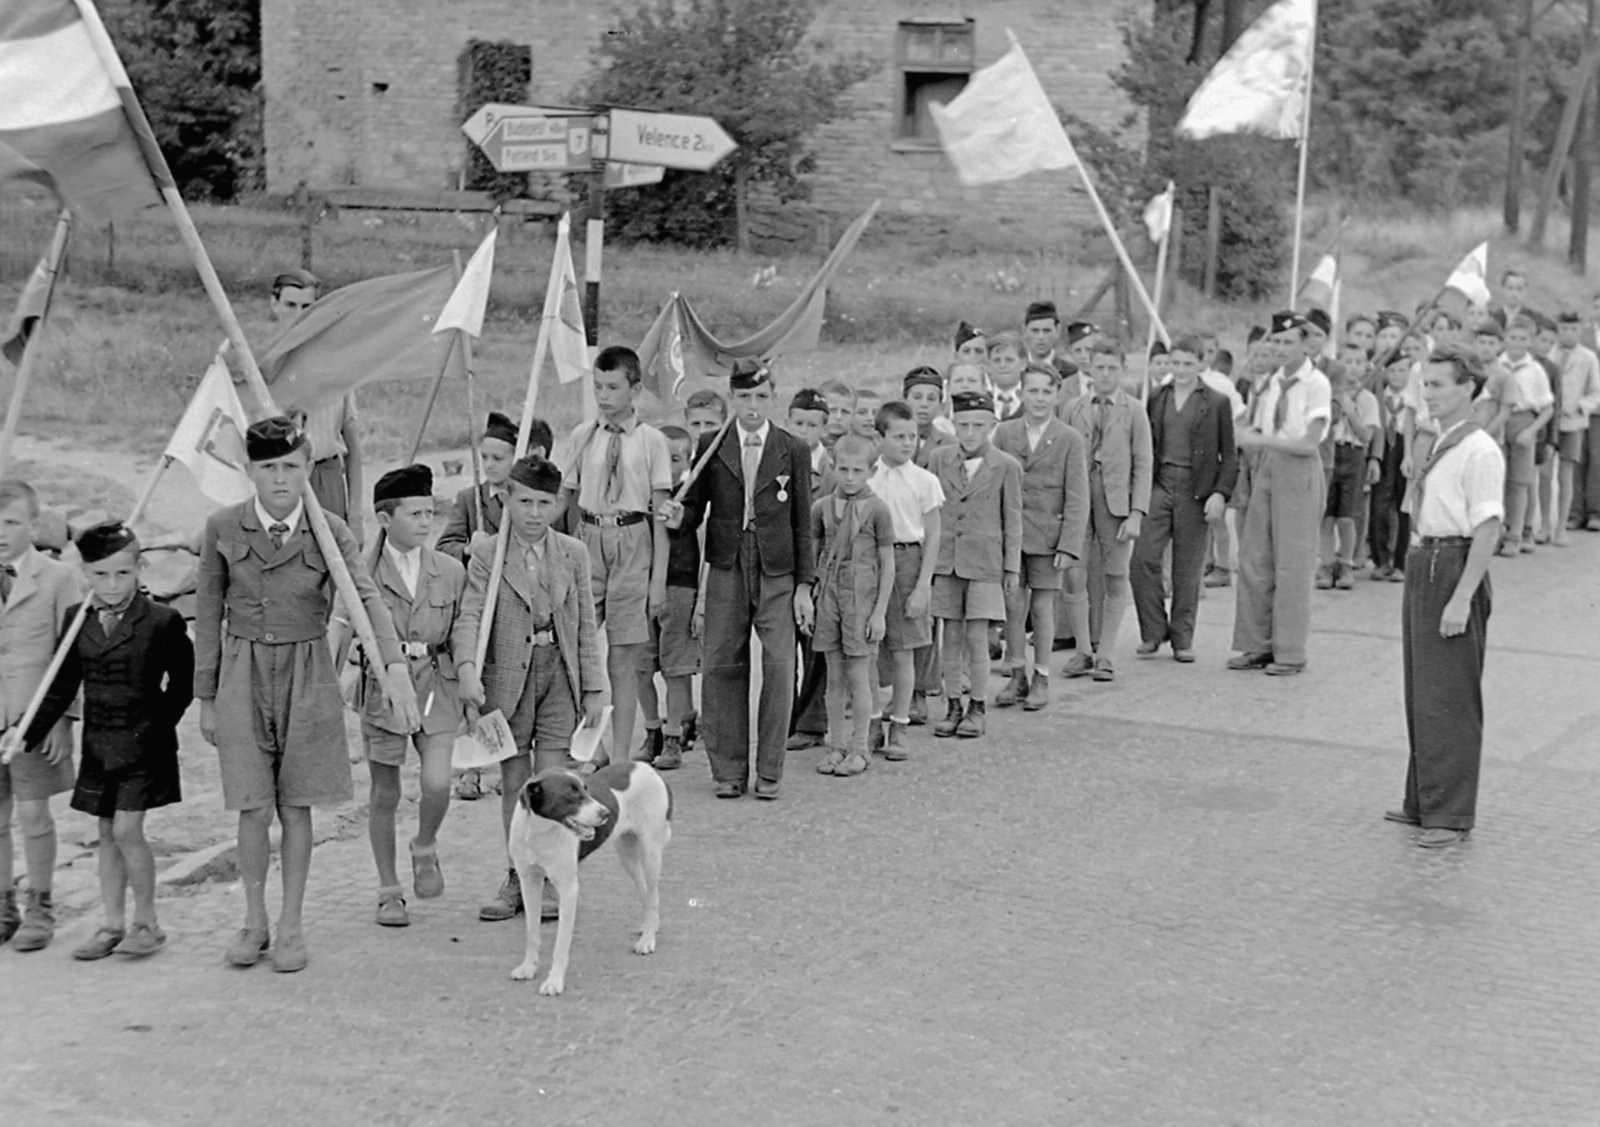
[0,0,168,220]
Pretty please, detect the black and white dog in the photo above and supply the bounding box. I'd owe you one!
[508,762,672,994]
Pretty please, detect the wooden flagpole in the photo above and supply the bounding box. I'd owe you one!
[463,331,486,533]
[0,210,72,476]
[1,456,172,765]
[404,249,465,465]
[1287,0,1320,307]
[1141,182,1175,403]
[70,0,414,722]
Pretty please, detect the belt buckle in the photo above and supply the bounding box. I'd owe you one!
[401,641,428,659]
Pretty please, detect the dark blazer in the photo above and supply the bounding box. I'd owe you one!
[26,594,195,772]
[435,482,504,563]
[1146,382,1240,502]
[684,422,814,583]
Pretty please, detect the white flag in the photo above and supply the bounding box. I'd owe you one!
[930,37,1078,185]
[545,216,589,384]
[1176,0,1317,141]
[1444,242,1491,307]
[433,228,497,338]
[1298,254,1338,310]
[1143,185,1174,244]
[164,354,254,506]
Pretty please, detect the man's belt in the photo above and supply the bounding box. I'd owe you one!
[399,641,448,659]
[581,509,648,527]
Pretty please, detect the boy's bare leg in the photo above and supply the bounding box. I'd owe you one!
[1335,517,1358,567]
[825,654,848,749]
[1063,568,1092,662]
[846,656,875,753]
[1319,516,1337,567]
[97,815,127,930]
[111,810,156,928]
[1504,483,1530,550]
[17,798,55,894]
[888,650,916,719]
[1100,574,1132,656]
[0,794,13,896]
[276,805,313,937]
[664,674,694,737]
[940,620,966,702]
[1028,589,1055,679]
[236,807,274,931]
[416,743,452,850]
[1556,461,1577,542]
[499,754,534,842]
[963,619,991,695]
[609,641,645,763]
[637,668,662,738]
[369,762,402,889]
[1001,586,1029,679]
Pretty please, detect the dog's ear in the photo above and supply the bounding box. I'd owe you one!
[520,779,542,814]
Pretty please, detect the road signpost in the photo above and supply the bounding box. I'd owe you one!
[606,108,738,173]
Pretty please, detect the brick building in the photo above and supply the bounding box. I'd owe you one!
[261,0,1145,248]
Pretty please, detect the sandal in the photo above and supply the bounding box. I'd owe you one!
[454,770,483,801]
[376,886,410,928]
[410,842,445,900]
[72,925,125,961]
[816,748,846,775]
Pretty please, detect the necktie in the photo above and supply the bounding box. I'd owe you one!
[99,607,121,634]
[603,422,625,505]
[742,433,762,527]
[1272,375,1300,434]
[0,563,14,604]
[1092,398,1109,457]
[269,522,290,549]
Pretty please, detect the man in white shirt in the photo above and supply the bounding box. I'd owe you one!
[1551,311,1600,542]
[1228,312,1331,676]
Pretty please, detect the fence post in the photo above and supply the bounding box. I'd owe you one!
[1204,188,1222,298]
[106,220,115,282]
[1166,205,1184,314]
[296,180,316,271]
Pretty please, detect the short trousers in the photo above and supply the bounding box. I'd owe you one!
[505,643,577,755]
[70,751,180,817]
[361,725,456,768]
[0,733,74,804]
[1324,444,1366,520]
[1504,413,1538,485]
[580,519,652,646]
[214,636,351,811]
[1560,430,1586,462]
[1079,475,1134,578]
[645,585,701,677]
[883,543,933,652]
[1020,552,1064,591]
[813,579,874,658]
[931,574,1006,622]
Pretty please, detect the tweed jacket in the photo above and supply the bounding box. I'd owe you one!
[435,482,505,563]
[454,529,603,717]
[25,594,194,771]
[1146,382,1240,502]
[991,416,1090,559]
[355,546,467,736]
[195,501,403,699]
[914,426,955,470]
[926,442,1023,582]
[683,422,814,582]
[0,547,83,727]
[1062,388,1155,519]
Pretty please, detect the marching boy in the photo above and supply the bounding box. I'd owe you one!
[811,435,895,778]
[333,465,466,929]
[636,426,703,772]
[926,391,1022,738]
[787,387,835,752]
[868,401,944,756]
[196,417,418,973]
[992,362,1089,708]
[457,455,604,923]
[437,412,552,563]
[3,522,194,960]
[0,479,81,954]
[560,346,672,767]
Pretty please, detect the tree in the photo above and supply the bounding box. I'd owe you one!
[577,0,875,249]
[104,0,262,201]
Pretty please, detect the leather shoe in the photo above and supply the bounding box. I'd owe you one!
[753,778,781,800]
[1264,661,1306,676]
[1136,640,1162,657]
[714,780,747,799]
[1227,652,1273,671]
[225,926,270,967]
[1415,827,1468,849]
[1172,649,1196,664]
[1092,656,1115,682]
[1061,652,1094,678]
[1383,808,1420,825]
[376,887,410,928]
[785,731,824,750]
[272,932,308,973]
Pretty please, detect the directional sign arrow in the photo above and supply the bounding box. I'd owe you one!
[461,105,594,173]
[605,161,665,189]
[607,108,737,173]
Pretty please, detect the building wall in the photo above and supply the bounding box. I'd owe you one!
[261,0,1142,246]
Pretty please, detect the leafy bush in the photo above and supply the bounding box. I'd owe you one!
[457,40,533,201]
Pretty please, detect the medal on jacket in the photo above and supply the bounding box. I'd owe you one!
[775,473,790,503]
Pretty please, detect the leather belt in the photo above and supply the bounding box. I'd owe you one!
[399,641,447,659]
[581,509,648,527]
[893,541,922,550]
[1415,535,1471,547]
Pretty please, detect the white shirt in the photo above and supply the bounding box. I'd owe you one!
[991,386,1022,419]
[1025,418,1049,453]
[1331,386,1380,446]
[1415,423,1506,538]
[810,443,828,475]
[868,459,945,543]
[385,542,422,598]
[1251,359,1331,440]
[1199,367,1247,421]
[255,497,304,540]
[1554,343,1600,430]
[1499,352,1555,413]
[736,420,770,527]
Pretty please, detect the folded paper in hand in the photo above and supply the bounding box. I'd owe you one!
[570,706,613,764]
[451,709,519,770]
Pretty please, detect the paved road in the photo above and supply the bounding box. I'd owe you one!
[4,534,1599,1127]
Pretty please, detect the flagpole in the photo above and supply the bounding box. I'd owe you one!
[1288,0,1319,307]
[463,332,485,533]
[1142,181,1175,403]
[404,250,465,465]
[69,0,413,721]
[1071,165,1170,346]
[1,456,172,766]
[0,210,72,476]
[472,218,565,670]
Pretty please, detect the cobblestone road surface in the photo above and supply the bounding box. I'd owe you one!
[4,534,1599,1127]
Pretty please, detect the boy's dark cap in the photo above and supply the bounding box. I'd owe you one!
[508,454,562,494]
[76,520,137,564]
[483,411,519,446]
[1376,310,1408,329]
[1247,324,1267,344]
[902,365,943,393]
[1303,308,1332,335]
[950,390,995,415]
[728,357,772,390]
[1474,320,1503,339]
[245,416,307,462]
[271,268,320,294]
[373,463,433,505]
[787,388,829,415]
[954,320,984,349]
[1023,300,1058,325]
[1269,310,1307,335]
[1384,350,1413,369]
[1065,320,1098,345]
[1148,340,1169,359]
[1558,309,1583,324]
